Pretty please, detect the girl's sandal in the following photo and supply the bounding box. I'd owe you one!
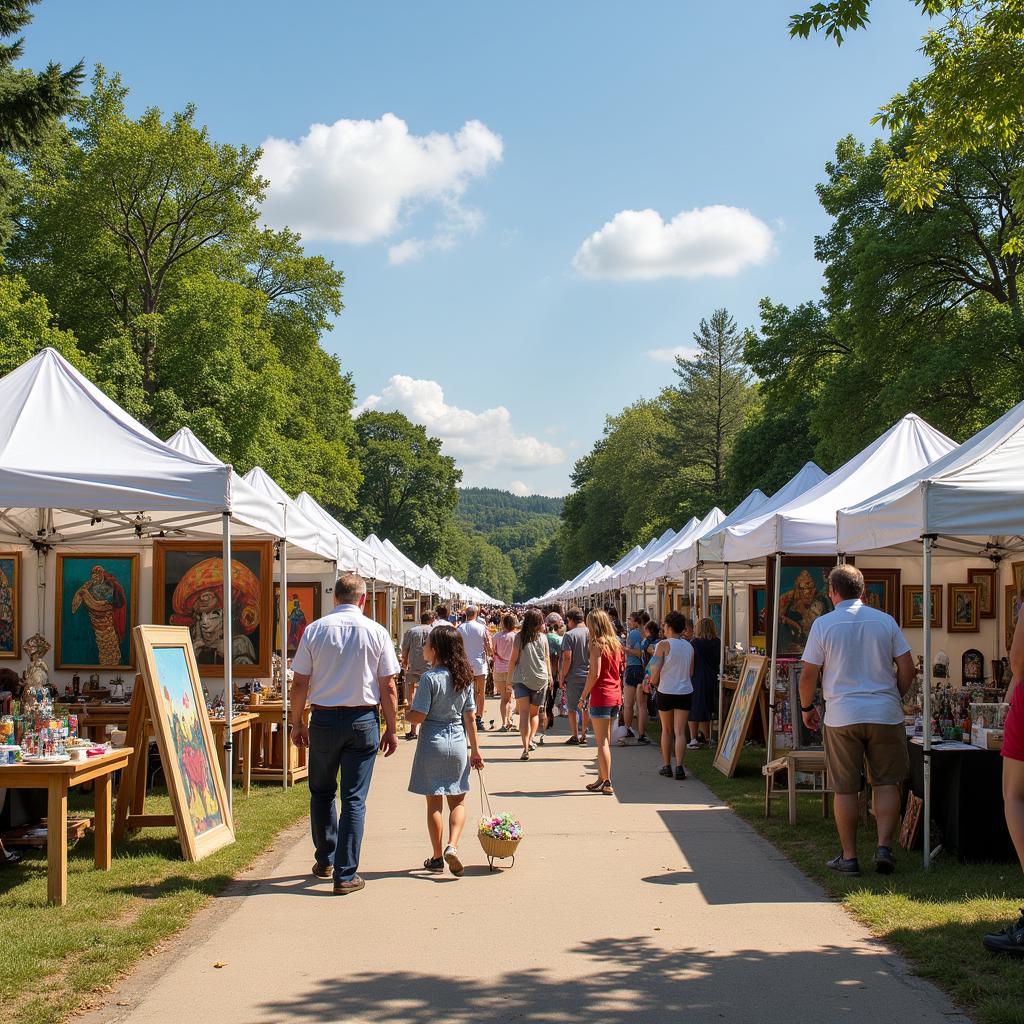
[585,778,606,792]
[600,781,615,796]
[423,856,444,872]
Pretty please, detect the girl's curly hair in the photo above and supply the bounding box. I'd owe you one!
[427,625,475,693]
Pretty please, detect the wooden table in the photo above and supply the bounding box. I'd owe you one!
[0,747,132,905]
[67,702,132,743]
[763,749,831,824]
[248,702,309,785]
[210,712,256,797]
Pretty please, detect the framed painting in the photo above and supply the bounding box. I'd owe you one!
[948,583,980,633]
[715,654,768,778]
[902,585,942,629]
[152,540,273,679]
[402,600,417,623]
[766,557,839,657]
[1013,562,1024,605]
[708,596,725,644]
[0,552,20,659]
[861,568,901,622]
[273,582,321,656]
[134,624,234,861]
[967,567,997,619]
[55,553,138,670]
[747,584,767,650]
[1006,585,1022,651]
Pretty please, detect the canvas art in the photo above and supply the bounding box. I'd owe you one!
[1007,585,1021,652]
[967,567,997,619]
[747,584,767,650]
[402,600,416,623]
[55,553,138,670]
[767,558,836,657]
[714,654,768,778]
[861,568,901,622]
[948,584,980,633]
[902,585,943,629]
[273,582,321,656]
[153,540,272,678]
[708,596,724,643]
[0,552,20,659]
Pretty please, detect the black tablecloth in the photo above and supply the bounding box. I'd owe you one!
[907,740,1015,862]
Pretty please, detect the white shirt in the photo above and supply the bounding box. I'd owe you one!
[801,599,911,728]
[657,637,694,696]
[458,618,490,674]
[291,603,400,707]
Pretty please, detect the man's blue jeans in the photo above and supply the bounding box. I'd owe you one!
[308,707,380,882]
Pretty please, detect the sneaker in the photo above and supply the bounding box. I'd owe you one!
[564,735,580,745]
[625,728,636,739]
[674,766,687,780]
[333,875,366,895]
[578,735,588,746]
[520,750,530,761]
[983,911,1024,957]
[687,739,701,749]
[538,735,545,746]
[312,861,332,879]
[826,854,861,876]
[528,741,537,751]
[443,845,464,877]
[476,717,486,731]
[405,732,417,741]
[874,846,896,875]
[658,765,673,777]
[637,735,651,745]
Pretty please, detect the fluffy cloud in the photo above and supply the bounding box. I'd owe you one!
[259,114,503,253]
[646,345,701,363]
[572,204,775,280]
[355,376,565,476]
[509,480,532,497]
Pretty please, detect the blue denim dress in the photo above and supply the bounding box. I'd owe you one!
[408,667,476,796]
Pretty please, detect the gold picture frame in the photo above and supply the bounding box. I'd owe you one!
[714,654,768,778]
[901,585,942,629]
[0,551,20,659]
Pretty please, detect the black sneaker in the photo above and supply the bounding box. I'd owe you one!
[476,717,486,731]
[658,765,673,777]
[983,911,1024,957]
[874,846,896,874]
[564,736,580,745]
[637,735,651,745]
[674,766,687,780]
[826,853,861,876]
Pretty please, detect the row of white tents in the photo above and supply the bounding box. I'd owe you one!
[0,349,498,799]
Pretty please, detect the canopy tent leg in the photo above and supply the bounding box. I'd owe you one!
[221,513,234,811]
[718,563,729,743]
[923,536,934,868]
[370,577,376,621]
[765,553,783,770]
[279,517,289,791]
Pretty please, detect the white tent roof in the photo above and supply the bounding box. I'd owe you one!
[611,530,678,588]
[722,415,957,562]
[420,563,454,600]
[581,546,640,597]
[621,520,701,588]
[241,466,337,561]
[562,560,607,598]
[377,536,432,593]
[0,350,232,542]
[630,507,726,585]
[666,488,769,575]
[838,398,1024,553]
[293,492,382,579]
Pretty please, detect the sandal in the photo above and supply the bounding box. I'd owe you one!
[423,856,444,872]
[600,780,615,796]
[585,778,606,791]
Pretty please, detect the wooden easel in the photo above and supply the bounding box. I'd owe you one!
[112,678,174,840]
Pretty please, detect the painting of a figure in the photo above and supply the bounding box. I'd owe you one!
[748,584,767,649]
[861,569,900,622]
[274,582,321,656]
[56,554,137,669]
[153,541,272,678]
[768,560,835,657]
[0,553,19,659]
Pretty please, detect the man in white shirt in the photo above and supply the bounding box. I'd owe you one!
[290,572,399,895]
[799,564,915,877]
[458,605,493,731]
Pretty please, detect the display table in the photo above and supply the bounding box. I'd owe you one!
[249,702,309,785]
[907,737,1015,862]
[68,701,132,742]
[210,712,256,797]
[0,747,132,905]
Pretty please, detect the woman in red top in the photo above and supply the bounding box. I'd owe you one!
[578,609,624,796]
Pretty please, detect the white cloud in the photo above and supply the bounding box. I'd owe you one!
[259,113,503,256]
[572,204,775,280]
[646,345,701,363]
[355,376,566,479]
[509,480,531,497]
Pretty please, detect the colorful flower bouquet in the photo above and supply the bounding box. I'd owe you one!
[477,812,523,866]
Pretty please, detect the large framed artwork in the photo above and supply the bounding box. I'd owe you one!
[948,583,980,633]
[152,540,273,678]
[273,582,321,656]
[967,567,997,619]
[766,557,839,657]
[134,624,234,861]
[902,585,942,629]
[708,596,725,645]
[0,552,20,659]
[715,654,768,778]
[1006,585,1021,652]
[1013,562,1024,605]
[55,553,138,670]
[861,568,901,622]
[747,584,767,650]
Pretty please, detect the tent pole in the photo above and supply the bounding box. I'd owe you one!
[923,536,934,869]
[279,512,289,791]
[766,553,783,770]
[221,513,234,810]
[370,576,376,621]
[718,563,729,743]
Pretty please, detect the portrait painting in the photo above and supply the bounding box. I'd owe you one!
[747,584,767,650]
[902,585,942,629]
[715,654,767,778]
[766,557,838,657]
[1006,585,1021,651]
[0,552,20,659]
[134,624,234,862]
[967,567,997,619]
[55,553,138,670]
[273,582,321,656]
[948,584,979,633]
[153,540,272,678]
[861,568,901,622]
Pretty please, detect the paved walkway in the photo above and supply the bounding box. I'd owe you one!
[83,720,968,1024]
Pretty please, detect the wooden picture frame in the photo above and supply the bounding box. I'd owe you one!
[967,567,997,619]
[901,585,942,629]
[765,556,839,657]
[1006,585,1021,652]
[715,654,768,778]
[0,551,20,659]
[861,568,901,623]
[747,584,767,650]
[153,540,273,679]
[273,581,322,657]
[55,553,139,670]
[133,625,234,861]
[402,600,417,623]
[948,583,980,633]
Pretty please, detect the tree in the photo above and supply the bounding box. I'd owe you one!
[0,269,83,373]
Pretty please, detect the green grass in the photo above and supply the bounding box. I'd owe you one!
[0,782,309,1024]
[682,745,1024,1024]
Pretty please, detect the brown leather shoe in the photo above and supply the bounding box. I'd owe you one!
[312,862,332,879]
[333,875,366,895]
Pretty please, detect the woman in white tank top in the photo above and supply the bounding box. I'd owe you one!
[647,611,694,779]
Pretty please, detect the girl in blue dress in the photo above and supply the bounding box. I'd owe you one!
[406,626,485,876]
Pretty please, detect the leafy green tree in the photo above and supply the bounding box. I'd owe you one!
[0,269,83,373]
[465,534,517,603]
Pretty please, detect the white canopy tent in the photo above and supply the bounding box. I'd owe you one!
[420,563,454,602]
[620,523,698,589]
[628,509,726,588]
[292,491,381,580]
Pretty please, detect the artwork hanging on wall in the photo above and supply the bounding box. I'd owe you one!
[902,585,943,629]
[947,583,980,633]
[766,557,838,657]
[708,596,724,644]
[1006,585,1021,652]
[273,582,321,656]
[152,540,273,678]
[967,567,997,619]
[861,568,901,622]
[0,552,20,659]
[747,585,767,650]
[55,553,138,670]
[402,600,417,623]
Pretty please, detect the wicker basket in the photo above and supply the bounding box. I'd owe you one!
[478,831,521,862]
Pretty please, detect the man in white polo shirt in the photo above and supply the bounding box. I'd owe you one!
[799,564,915,877]
[458,605,492,731]
[290,572,399,895]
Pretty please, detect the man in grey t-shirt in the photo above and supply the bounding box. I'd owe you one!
[558,608,590,745]
[401,611,434,740]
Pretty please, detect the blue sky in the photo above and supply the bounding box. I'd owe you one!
[30,1,931,496]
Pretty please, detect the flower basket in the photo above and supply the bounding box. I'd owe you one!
[476,770,522,869]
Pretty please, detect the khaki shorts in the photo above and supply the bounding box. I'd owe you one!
[824,722,910,794]
[492,670,511,693]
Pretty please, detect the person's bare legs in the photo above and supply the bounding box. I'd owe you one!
[872,784,901,848]
[833,792,860,860]
[675,710,689,766]
[406,683,418,737]
[426,796,445,858]
[622,686,636,734]
[499,683,512,729]
[636,695,649,740]
[659,709,674,767]
[447,794,466,848]
[593,717,613,783]
[517,696,532,752]
[1004,757,1024,866]
[474,675,486,726]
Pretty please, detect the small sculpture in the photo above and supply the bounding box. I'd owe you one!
[21,633,51,700]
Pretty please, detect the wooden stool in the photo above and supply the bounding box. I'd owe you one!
[763,750,831,824]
